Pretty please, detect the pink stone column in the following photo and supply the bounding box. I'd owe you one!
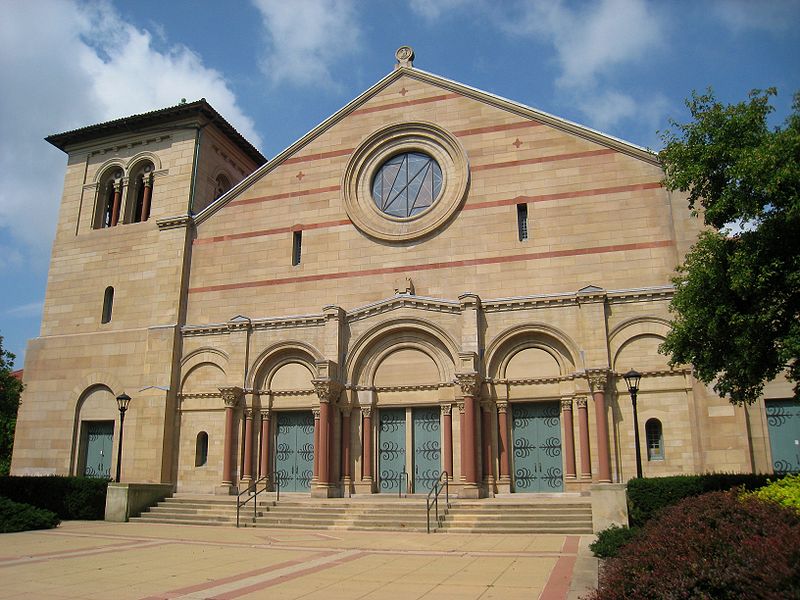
[577,396,592,479]
[219,387,242,488]
[341,408,351,483]
[481,402,495,484]
[590,373,612,483]
[312,408,321,481]
[497,402,511,481]
[441,404,453,478]
[140,178,153,222]
[259,410,271,478]
[456,373,481,490]
[458,402,466,481]
[362,407,373,483]
[110,181,122,227]
[242,408,254,483]
[561,398,577,480]
[318,400,331,484]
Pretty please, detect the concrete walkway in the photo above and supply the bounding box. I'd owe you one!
[0,521,598,599]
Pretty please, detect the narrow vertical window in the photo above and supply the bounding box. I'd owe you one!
[517,203,528,241]
[101,286,114,324]
[645,419,664,461]
[292,230,302,266]
[195,431,209,466]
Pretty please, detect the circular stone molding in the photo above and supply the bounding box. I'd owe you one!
[342,121,469,242]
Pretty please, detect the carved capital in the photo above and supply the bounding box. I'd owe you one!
[244,408,254,419]
[497,401,509,414]
[340,404,352,417]
[560,398,573,412]
[587,371,609,393]
[455,372,481,398]
[260,409,271,420]
[219,386,244,408]
[312,379,343,403]
[480,400,494,413]
[312,408,321,419]
[575,395,588,409]
[440,404,452,416]
[457,401,465,415]
[361,406,373,418]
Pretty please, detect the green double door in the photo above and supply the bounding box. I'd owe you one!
[512,402,563,492]
[275,411,315,492]
[766,400,800,474]
[378,407,441,493]
[83,421,113,478]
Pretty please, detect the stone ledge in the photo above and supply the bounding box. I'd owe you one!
[105,482,174,522]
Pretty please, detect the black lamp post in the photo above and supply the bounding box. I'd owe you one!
[115,393,131,483]
[622,370,643,479]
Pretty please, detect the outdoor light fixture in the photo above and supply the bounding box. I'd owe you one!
[623,370,643,479]
[115,393,131,483]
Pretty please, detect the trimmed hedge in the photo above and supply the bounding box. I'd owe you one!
[0,496,60,533]
[0,476,108,520]
[753,473,800,512]
[627,473,772,527]
[587,490,800,600]
[589,525,640,558]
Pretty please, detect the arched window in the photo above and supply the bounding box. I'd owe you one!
[95,169,124,229]
[645,418,664,461]
[195,431,209,466]
[127,162,154,223]
[101,286,114,324]
[215,174,231,199]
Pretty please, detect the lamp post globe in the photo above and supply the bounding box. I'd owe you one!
[115,393,131,483]
[622,370,643,479]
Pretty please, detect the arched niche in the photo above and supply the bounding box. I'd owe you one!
[270,362,315,391]
[613,334,670,373]
[504,346,562,379]
[374,347,440,387]
[486,324,577,380]
[181,362,226,395]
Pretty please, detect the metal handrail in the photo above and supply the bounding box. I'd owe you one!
[426,471,450,533]
[236,472,281,528]
[398,469,409,498]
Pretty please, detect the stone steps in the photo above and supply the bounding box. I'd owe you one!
[133,493,593,534]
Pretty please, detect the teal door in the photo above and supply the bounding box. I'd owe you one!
[512,402,563,492]
[84,421,113,478]
[766,400,800,474]
[412,407,441,492]
[275,411,315,492]
[379,408,406,493]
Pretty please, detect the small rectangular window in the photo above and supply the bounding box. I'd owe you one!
[101,286,114,324]
[517,203,528,241]
[292,230,302,266]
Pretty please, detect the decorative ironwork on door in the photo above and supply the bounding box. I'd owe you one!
[84,421,113,478]
[512,402,563,492]
[765,400,800,474]
[275,411,314,492]
[379,408,406,493]
[412,407,441,492]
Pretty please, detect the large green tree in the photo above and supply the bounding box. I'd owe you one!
[659,88,800,404]
[0,336,23,475]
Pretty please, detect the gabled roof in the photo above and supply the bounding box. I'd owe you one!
[45,99,266,166]
[194,65,659,226]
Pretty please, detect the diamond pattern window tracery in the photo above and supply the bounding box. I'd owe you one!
[371,152,442,218]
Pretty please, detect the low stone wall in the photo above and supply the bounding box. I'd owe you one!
[590,483,629,533]
[105,483,174,522]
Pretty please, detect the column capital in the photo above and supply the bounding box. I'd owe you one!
[587,371,609,392]
[480,400,494,413]
[244,408,254,419]
[312,379,343,403]
[497,400,509,414]
[457,401,465,414]
[575,395,589,409]
[455,372,481,397]
[260,409,271,420]
[312,407,321,419]
[361,406,373,418]
[219,386,244,407]
[340,404,352,417]
[561,397,573,411]
[440,403,452,416]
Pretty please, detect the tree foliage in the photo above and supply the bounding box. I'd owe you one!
[0,335,23,475]
[659,88,800,404]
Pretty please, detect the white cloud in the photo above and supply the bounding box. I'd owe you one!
[252,0,361,88]
[409,0,471,21]
[5,301,44,319]
[712,0,798,34]
[0,0,258,270]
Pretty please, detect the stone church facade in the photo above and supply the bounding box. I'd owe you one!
[11,49,796,498]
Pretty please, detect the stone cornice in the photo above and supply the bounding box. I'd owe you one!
[156,214,193,231]
[488,374,577,386]
[347,294,461,323]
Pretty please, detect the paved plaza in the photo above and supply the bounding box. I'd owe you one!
[0,521,597,599]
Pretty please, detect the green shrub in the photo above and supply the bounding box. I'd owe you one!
[589,525,640,558]
[0,496,60,533]
[0,476,108,520]
[586,490,800,600]
[753,473,800,512]
[627,473,772,527]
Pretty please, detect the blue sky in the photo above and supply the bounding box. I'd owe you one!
[1,0,798,365]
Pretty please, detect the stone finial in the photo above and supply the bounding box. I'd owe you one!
[395,46,414,69]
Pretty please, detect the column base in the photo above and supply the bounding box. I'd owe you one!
[353,479,375,495]
[458,483,485,499]
[496,477,512,494]
[311,482,341,498]
[215,483,236,496]
[341,476,353,497]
